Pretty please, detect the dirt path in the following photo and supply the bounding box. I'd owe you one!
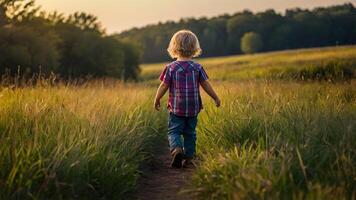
[134,140,195,200]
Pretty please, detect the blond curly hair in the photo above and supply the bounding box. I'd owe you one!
[167,30,202,59]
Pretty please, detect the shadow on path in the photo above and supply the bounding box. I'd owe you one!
[134,140,195,200]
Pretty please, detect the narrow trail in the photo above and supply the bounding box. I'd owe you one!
[134,140,195,200]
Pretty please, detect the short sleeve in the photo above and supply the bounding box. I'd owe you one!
[199,66,209,83]
[159,65,171,85]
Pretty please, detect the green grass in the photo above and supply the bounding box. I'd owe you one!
[0,46,355,199]
[193,82,355,199]
[141,45,356,82]
[0,83,166,199]
[141,46,356,199]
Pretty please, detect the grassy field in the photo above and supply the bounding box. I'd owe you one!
[195,82,355,199]
[0,46,355,199]
[0,83,166,199]
[142,45,356,82]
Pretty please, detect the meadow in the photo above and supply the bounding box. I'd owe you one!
[0,46,355,199]
[194,81,355,199]
[0,83,165,199]
[141,45,356,82]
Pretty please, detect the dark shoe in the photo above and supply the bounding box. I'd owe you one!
[182,158,196,169]
[170,148,183,168]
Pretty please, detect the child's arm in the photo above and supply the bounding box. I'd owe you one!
[200,80,221,107]
[154,82,169,111]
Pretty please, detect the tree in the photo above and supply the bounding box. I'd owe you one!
[120,41,142,80]
[115,3,356,63]
[201,17,228,56]
[66,12,104,33]
[226,11,257,53]
[240,32,263,54]
[0,25,60,75]
[0,1,8,25]
[0,0,141,80]
[255,9,284,51]
[0,0,40,23]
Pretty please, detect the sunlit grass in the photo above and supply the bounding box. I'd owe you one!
[0,83,166,199]
[0,46,355,199]
[193,81,356,199]
[141,45,356,81]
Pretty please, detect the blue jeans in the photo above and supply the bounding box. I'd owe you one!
[168,113,198,158]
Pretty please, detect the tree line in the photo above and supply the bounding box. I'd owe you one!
[0,0,141,80]
[1,1,355,79]
[116,3,356,63]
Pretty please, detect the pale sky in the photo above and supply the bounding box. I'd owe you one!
[36,0,356,34]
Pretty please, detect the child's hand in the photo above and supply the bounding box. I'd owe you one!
[214,98,221,107]
[154,99,161,111]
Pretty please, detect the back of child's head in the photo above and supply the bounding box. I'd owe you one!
[167,30,202,59]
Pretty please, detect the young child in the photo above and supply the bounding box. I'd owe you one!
[154,30,221,168]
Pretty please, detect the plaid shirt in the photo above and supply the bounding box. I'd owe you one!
[159,60,209,117]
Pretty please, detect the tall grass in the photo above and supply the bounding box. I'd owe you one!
[0,83,165,199]
[193,81,356,199]
[0,46,355,199]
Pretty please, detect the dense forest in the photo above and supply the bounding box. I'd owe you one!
[116,3,356,63]
[0,0,141,80]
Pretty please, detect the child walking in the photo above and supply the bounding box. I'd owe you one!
[154,30,221,168]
